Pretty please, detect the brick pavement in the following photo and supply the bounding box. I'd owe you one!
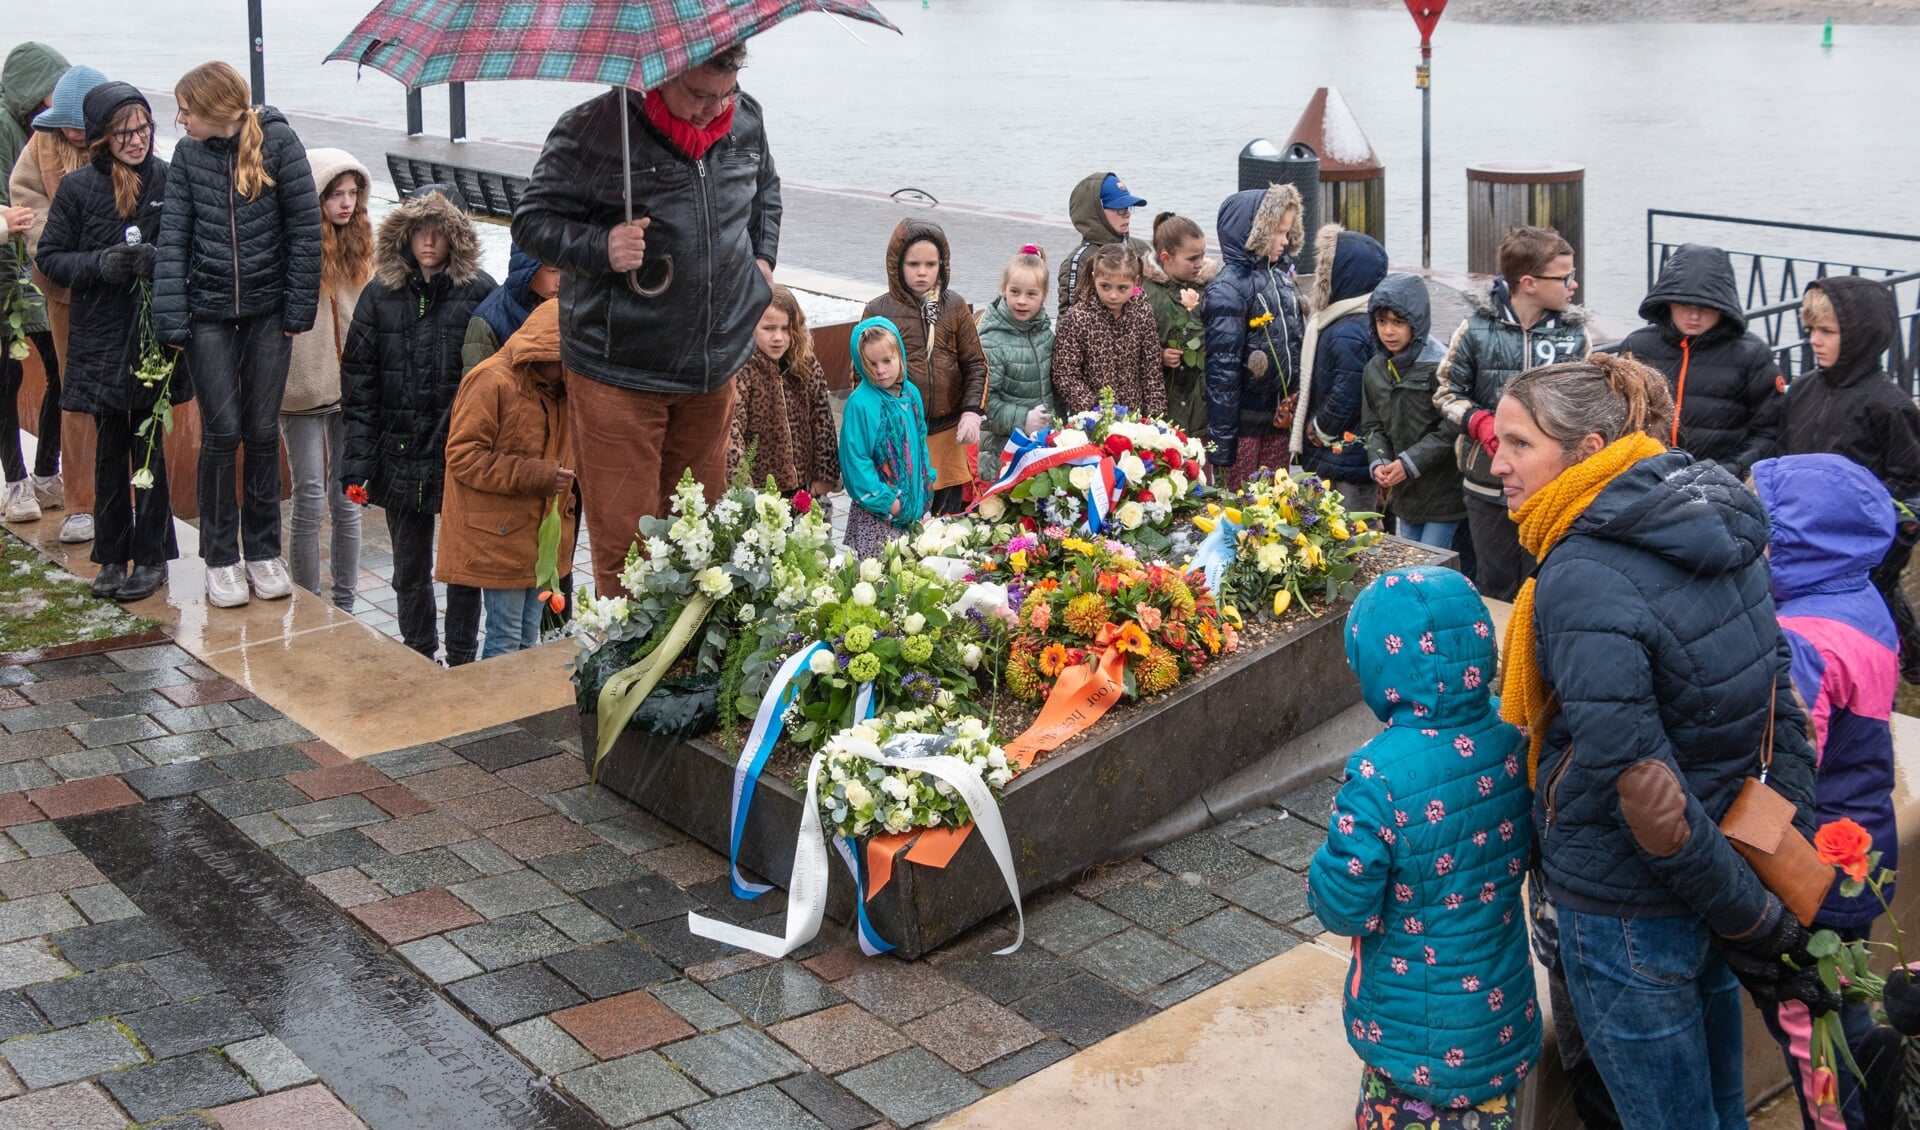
[0,640,1339,1128]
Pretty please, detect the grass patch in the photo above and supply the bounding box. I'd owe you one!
[0,529,157,653]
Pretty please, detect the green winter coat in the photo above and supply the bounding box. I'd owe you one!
[1141,255,1220,437]
[1359,275,1465,524]
[1057,171,1151,317]
[0,42,65,340]
[975,296,1055,478]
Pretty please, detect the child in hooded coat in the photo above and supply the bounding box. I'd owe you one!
[1203,183,1308,489]
[1057,171,1152,316]
[1294,224,1388,509]
[1309,565,1538,1129]
[1359,275,1464,548]
[1753,453,1900,1130]
[840,317,933,558]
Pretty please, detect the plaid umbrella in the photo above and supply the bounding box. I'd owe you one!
[328,0,898,92]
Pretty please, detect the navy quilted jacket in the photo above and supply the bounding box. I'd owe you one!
[1202,189,1305,466]
[1528,451,1817,937]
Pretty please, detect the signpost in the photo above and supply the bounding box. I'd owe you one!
[247,0,267,103]
[1405,1,1446,268]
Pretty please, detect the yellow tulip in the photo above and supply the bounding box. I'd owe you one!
[1329,518,1350,540]
[1354,519,1368,534]
[1273,589,1292,616]
[1224,507,1244,525]
[1223,605,1243,628]
[1193,516,1217,534]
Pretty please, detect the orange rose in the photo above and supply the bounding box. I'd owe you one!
[1815,818,1874,883]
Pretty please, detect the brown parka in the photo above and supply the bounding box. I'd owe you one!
[861,219,990,491]
[434,301,579,590]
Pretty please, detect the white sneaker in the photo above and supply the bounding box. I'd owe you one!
[58,513,93,543]
[31,474,62,510]
[3,480,40,523]
[206,563,250,608]
[245,558,293,600]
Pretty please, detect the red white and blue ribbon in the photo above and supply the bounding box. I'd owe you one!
[970,429,1124,534]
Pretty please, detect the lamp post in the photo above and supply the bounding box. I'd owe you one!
[247,0,267,103]
[1405,1,1446,269]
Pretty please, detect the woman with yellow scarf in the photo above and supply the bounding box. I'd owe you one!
[1490,355,1825,1130]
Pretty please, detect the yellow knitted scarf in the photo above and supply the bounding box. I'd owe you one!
[1499,432,1668,784]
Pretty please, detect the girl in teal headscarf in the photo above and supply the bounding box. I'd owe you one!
[839,316,933,557]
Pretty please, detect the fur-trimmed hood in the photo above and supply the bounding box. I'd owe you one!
[1308,223,1387,313]
[1246,182,1306,262]
[373,188,482,290]
[1140,252,1222,289]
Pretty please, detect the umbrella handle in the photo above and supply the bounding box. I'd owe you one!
[628,256,673,298]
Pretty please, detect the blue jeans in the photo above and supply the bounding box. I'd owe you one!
[1560,909,1747,1130]
[482,587,542,658]
[1397,518,1460,550]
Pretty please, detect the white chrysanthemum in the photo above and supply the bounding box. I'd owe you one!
[962,644,983,669]
[883,808,913,833]
[696,567,733,598]
[811,583,837,607]
[1256,542,1290,573]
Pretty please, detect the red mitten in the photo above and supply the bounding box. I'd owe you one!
[1468,410,1499,456]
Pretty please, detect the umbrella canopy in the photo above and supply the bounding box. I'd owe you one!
[328,0,899,91]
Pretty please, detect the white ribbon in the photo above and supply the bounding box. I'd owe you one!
[687,733,1025,958]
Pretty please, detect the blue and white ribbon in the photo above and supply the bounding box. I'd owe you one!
[1189,515,1244,601]
[723,641,829,899]
[830,835,896,955]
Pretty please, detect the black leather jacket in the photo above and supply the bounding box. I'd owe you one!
[511,90,781,394]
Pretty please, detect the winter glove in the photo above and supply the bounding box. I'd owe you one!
[97,243,137,286]
[1246,351,1269,380]
[1468,410,1499,456]
[1023,404,1052,433]
[1719,907,1838,1015]
[1886,968,1920,1037]
[126,242,156,279]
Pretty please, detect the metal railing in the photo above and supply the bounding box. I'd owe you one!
[385,155,526,221]
[1647,209,1920,391]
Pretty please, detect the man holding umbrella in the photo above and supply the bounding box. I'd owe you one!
[512,44,780,599]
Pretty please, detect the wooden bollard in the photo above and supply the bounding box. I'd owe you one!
[1467,162,1586,303]
[1287,87,1385,247]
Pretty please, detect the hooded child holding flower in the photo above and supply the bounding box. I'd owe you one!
[1141,211,1220,438]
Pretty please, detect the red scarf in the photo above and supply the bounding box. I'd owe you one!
[641,88,735,160]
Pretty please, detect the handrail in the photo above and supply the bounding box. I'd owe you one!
[1647,209,1920,247]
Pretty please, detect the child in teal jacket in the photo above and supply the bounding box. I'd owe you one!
[840,316,934,557]
[1308,566,1539,1126]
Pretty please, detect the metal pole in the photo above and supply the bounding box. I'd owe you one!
[1418,39,1432,269]
[405,88,423,136]
[448,83,467,142]
[247,0,266,103]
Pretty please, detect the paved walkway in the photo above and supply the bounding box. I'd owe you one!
[0,642,1351,1128]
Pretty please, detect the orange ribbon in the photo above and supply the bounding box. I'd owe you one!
[864,640,1130,898]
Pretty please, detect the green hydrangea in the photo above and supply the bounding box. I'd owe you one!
[843,624,876,654]
[901,634,934,665]
[848,652,883,682]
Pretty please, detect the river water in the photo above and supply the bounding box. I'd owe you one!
[33,0,1920,308]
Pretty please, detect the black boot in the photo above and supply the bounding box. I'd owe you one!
[115,565,165,603]
[90,563,128,599]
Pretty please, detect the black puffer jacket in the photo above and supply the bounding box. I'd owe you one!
[341,189,495,514]
[1782,275,1920,501]
[1204,185,1308,466]
[152,106,322,344]
[1617,244,1783,477]
[1530,452,1816,939]
[36,85,192,415]
[511,89,781,394]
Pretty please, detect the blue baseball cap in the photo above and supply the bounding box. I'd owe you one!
[1100,173,1146,211]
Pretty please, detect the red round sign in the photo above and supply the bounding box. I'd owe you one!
[1405,0,1447,40]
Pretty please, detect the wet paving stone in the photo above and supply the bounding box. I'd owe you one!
[678,1082,827,1130]
[51,914,180,970]
[363,744,466,779]
[527,845,645,895]
[540,903,623,945]
[65,714,167,750]
[768,1002,911,1075]
[394,936,483,986]
[224,1033,318,1093]
[133,731,235,765]
[483,814,603,861]
[1232,812,1326,869]
[940,946,1078,1008]
[206,1082,363,1130]
[448,870,570,920]
[0,989,47,1039]
[149,702,250,735]
[1094,871,1226,932]
[0,937,75,988]
[230,813,298,847]
[218,720,318,752]
[0,1080,128,1129]
[140,953,221,1000]
[1020,893,1129,957]
[27,776,142,821]
[268,829,387,876]
[556,1052,706,1127]
[47,746,152,782]
[494,754,588,796]
[24,964,170,1027]
[7,822,73,857]
[438,788,554,831]
[778,1070,882,1130]
[1172,907,1302,972]
[362,812,476,855]
[62,798,599,1128]
[0,851,106,896]
[155,679,250,709]
[123,993,267,1058]
[836,1046,982,1127]
[1011,974,1156,1048]
[498,1016,594,1077]
[447,963,584,1029]
[903,997,1044,1073]
[0,892,85,942]
[446,914,575,971]
[359,847,480,896]
[348,889,484,946]
[545,939,675,999]
[122,760,231,800]
[209,746,319,781]
[1,1019,146,1088]
[650,979,743,1033]
[545,785,637,827]
[199,779,310,819]
[454,730,556,773]
[1277,776,1344,826]
[585,812,673,855]
[1072,928,1205,995]
[1145,964,1232,1010]
[74,688,177,718]
[1145,831,1266,886]
[553,989,695,1059]
[708,963,845,1025]
[284,762,391,802]
[1219,864,1314,925]
[663,1024,806,1094]
[968,1037,1076,1090]
[580,873,701,928]
[633,918,736,971]
[274,795,389,838]
[100,1049,257,1121]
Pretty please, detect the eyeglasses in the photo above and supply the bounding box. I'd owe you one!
[1533,271,1577,287]
[110,123,154,146]
[673,79,739,109]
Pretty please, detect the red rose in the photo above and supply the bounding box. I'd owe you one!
[1020,516,1038,532]
[1138,489,1157,504]
[1163,447,1184,466]
[1816,817,1875,883]
[1104,434,1132,456]
[792,490,812,514]
[1183,460,1203,480]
